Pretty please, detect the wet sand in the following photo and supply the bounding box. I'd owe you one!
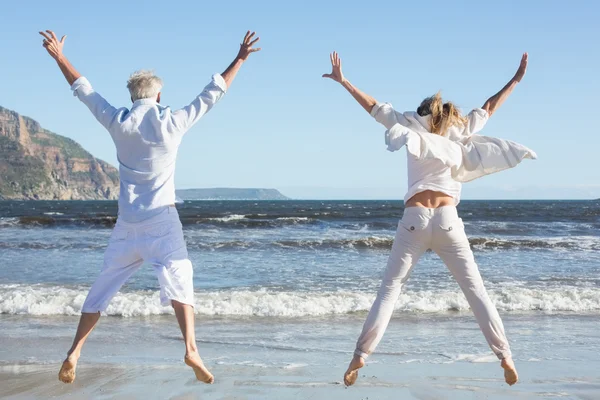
[2,360,600,400]
[2,314,600,399]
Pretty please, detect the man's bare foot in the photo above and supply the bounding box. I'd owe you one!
[343,354,365,386]
[501,357,518,386]
[184,352,214,384]
[58,354,78,384]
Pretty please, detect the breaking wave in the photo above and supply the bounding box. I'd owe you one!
[2,284,600,317]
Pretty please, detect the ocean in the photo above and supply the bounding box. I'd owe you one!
[1,199,599,399]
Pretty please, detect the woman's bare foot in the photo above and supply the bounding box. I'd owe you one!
[501,357,518,386]
[58,353,79,384]
[343,354,365,386]
[184,352,214,384]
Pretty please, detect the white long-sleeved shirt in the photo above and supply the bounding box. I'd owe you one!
[371,103,536,204]
[71,74,227,222]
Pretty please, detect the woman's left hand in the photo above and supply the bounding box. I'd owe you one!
[513,53,528,82]
[323,51,345,84]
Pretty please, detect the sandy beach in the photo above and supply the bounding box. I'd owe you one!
[2,358,600,399]
[2,313,600,399]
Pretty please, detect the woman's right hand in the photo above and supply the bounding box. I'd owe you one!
[322,51,345,84]
[237,31,261,61]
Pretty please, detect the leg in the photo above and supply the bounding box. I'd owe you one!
[58,312,100,383]
[345,218,428,386]
[144,214,213,383]
[432,213,517,385]
[59,227,143,384]
[173,300,214,384]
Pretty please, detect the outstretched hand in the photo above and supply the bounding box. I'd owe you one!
[237,31,261,61]
[513,53,528,82]
[39,30,66,60]
[322,51,345,84]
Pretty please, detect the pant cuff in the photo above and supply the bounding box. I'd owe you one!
[164,297,195,308]
[354,349,369,359]
[81,308,102,314]
[496,349,512,360]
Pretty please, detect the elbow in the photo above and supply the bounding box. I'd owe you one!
[482,102,494,117]
[367,101,377,114]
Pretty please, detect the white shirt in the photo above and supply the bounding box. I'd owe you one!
[71,74,227,222]
[371,103,536,204]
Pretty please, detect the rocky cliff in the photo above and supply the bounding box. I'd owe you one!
[0,105,119,200]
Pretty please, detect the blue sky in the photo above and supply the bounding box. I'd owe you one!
[1,0,598,199]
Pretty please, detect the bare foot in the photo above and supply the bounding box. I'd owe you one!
[343,354,365,386]
[501,357,518,386]
[58,354,78,384]
[184,352,214,384]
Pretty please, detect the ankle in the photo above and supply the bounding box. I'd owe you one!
[501,357,514,366]
[185,347,198,356]
[351,354,365,366]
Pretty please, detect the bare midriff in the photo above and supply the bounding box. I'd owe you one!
[405,190,455,209]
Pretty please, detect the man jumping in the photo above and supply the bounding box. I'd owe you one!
[39,29,261,384]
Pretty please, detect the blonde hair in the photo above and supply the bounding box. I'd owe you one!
[416,92,467,136]
[127,70,163,101]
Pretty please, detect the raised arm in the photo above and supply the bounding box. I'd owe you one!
[221,31,261,89]
[322,52,377,114]
[482,53,528,117]
[170,31,261,134]
[40,29,123,132]
[39,30,81,86]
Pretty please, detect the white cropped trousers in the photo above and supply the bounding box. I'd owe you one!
[355,206,511,360]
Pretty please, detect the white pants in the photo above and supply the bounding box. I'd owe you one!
[82,206,194,313]
[355,206,511,360]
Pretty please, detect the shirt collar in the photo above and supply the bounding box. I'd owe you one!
[132,98,158,107]
[402,111,433,134]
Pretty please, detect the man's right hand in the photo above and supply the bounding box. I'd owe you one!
[237,31,261,61]
[40,30,66,61]
[39,29,81,86]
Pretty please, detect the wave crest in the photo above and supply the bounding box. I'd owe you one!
[2,285,599,317]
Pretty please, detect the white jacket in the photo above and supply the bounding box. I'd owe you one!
[375,104,537,183]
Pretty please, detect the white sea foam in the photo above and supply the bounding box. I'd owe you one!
[208,214,247,222]
[451,353,498,363]
[0,217,20,227]
[1,284,600,317]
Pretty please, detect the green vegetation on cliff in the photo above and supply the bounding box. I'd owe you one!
[0,105,119,200]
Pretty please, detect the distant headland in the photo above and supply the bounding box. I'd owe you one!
[176,188,289,201]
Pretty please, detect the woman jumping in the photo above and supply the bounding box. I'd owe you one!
[323,52,532,387]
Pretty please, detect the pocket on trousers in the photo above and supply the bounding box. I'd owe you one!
[145,223,175,238]
[438,218,464,233]
[399,218,427,233]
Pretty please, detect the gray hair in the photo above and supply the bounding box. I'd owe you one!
[126,70,163,101]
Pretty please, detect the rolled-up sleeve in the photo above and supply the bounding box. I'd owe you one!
[463,108,489,136]
[71,77,90,94]
[71,77,124,132]
[170,74,227,135]
[370,102,401,130]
